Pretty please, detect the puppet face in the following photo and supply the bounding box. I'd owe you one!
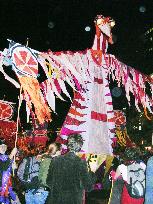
[0,144,7,154]
[95,15,115,43]
[99,23,111,37]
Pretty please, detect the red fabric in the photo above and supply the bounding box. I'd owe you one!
[65,115,85,126]
[91,111,107,122]
[0,101,13,120]
[72,100,87,110]
[13,50,38,76]
[17,136,48,147]
[74,92,85,101]
[33,129,47,136]
[54,79,61,94]
[56,137,67,144]
[0,120,17,148]
[90,49,102,65]
[94,77,103,84]
[114,110,126,125]
[121,185,144,204]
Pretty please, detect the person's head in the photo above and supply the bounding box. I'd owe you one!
[26,143,38,157]
[47,142,62,157]
[123,147,141,163]
[0,139,7,155]
[67,134,84,153]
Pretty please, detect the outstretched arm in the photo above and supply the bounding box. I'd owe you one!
[105,54,153,113]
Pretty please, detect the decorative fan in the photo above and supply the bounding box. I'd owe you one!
[0,100,14,120]
[11,46,38,77]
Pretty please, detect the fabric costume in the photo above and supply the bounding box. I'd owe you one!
[0,154,16,204]
[46,152,96,204]
[0,15,152,155]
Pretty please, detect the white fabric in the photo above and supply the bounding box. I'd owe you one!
[117,162,146,184]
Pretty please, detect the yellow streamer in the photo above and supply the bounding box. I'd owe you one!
[104,155,114,177]
[46,62,59,78]
[108,180,114,204]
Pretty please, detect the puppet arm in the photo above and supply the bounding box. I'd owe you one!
[105,54,153,113]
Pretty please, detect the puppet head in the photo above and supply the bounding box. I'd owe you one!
[94,14,115,44]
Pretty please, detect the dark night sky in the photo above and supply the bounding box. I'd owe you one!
[0,0,153,127]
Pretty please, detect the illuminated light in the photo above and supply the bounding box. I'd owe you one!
[145,146,152,151]
[145,27,153,35]
[85,26,91,32]
[97,18,103,25]
[110,21,115,27]
[139,6,146,13]
[150,73,153,78]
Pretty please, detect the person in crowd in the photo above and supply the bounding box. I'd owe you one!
[12,149,26,204]
[144,155,153,204]
[38,142,62,188]
[111,147,146,204]
[46,133,97,204]
[17,143,48,204]
[0,139,17,204]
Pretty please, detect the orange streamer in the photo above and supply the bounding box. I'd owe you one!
[19,77,51,124]
[69,107,85,117]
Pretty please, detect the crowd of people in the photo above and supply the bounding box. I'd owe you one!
[0,134,97,204]
[0,134,153,204]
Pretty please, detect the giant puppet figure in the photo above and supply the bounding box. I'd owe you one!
[0,15,152,155]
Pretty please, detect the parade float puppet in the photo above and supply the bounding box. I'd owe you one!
[0,14,153,155]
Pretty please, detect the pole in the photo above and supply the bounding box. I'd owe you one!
[13,86,22,176]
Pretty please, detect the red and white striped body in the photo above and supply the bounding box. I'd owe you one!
[56,48,115,154]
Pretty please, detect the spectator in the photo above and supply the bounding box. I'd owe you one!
[38,142,62,188]
[0,139,17,203]
[17,144,48,204]
[46,134,97,204]
[111,147,146,204]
